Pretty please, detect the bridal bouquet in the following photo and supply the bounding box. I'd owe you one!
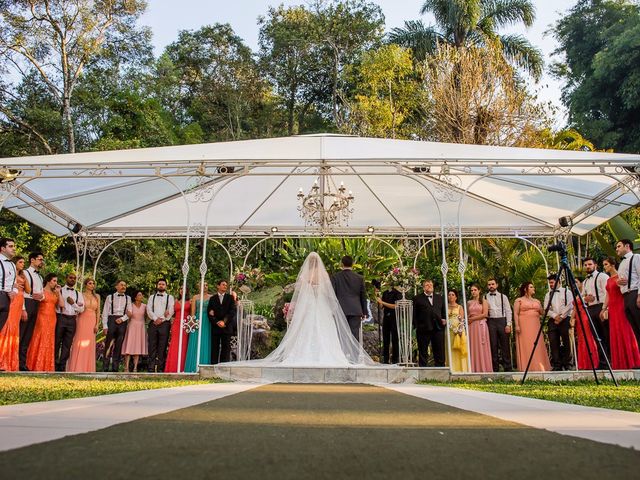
[233,266,265,293]
[384,266,420,290]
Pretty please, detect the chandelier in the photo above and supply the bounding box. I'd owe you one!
[297,176,355,227]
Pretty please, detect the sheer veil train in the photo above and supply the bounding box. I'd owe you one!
[233,252,376,367]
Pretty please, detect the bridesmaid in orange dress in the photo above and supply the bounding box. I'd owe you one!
[26,273,59,372]
[0,256,30,371]
[165,287,191,373]
[67,278,100,372]
[514,281,551,371]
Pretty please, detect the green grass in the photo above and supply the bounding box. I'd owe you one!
[420,379,640,413]
[0,374,216,406]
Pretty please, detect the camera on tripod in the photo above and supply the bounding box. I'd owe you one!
[548,240,567,254]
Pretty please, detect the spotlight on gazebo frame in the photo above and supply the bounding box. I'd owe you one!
[367,226,375,233]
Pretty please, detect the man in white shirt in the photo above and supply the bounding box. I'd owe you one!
[0,237,17,335]
[581,257,609,368]
[485,278,513,372]
[544,274,574,371]
[147,278,175,372]
[616,239,640,346]
[20,251,44,371]
[55,272,85,371]
[101,280,131,372]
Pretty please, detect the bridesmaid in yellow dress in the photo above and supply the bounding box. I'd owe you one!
[27,273,59,372]
[67,278,100,372]
[514,281,551,371]
[0,256,30,371]
[447,290,469,372]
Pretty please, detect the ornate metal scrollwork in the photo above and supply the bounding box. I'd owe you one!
[228,238,249,258]
[433,175,463,202]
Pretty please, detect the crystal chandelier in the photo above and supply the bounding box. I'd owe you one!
[297,176,355,227]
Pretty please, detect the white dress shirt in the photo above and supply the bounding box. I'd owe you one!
[58,285,85,316]
[147,292,175,322]
[544,286,574,319]
[0,253,17,293]
[485,291,513,326]
[101,292,131,328]
[618,251,640,294]
[23,266,43,300]
[581,270,608,306]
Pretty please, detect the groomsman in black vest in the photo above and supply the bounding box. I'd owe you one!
[102,280,131,372]
[413,279,446,367]
[20,252,44,371]
[147,278,174,372]
[208,280,236,364]
[582,257,610,368]
[56,272,85,371]
[486,278,513,372]
[616,239,640,346]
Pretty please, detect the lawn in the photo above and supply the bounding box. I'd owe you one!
[0,374,216,406]
[420,379,640,413]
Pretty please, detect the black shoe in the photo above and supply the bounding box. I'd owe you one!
[19,366,29,372]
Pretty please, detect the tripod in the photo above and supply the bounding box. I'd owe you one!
[521,243,617,386]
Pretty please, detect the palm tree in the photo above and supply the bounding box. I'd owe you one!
[389,0,543,79]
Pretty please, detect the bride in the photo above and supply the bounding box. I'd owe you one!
[238,252,376,367]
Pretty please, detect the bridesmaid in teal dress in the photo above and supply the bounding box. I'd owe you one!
[184,282,212,372]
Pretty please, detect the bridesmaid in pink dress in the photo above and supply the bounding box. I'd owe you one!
[467,284,493,372]
[122,291,147,372]
[67,278,100,372]
[601,257,640,369]
[514,281,551,371]
[0,256,29,371]
[165,287,191,373]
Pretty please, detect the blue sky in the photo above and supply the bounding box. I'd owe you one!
[140,0,577,125]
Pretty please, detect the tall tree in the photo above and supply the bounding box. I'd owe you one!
[389,0,543,79]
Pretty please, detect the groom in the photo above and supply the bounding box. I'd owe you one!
[331,255,367,340]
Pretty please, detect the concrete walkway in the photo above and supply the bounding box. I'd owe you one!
[386,384,640,450]
[0,382,260,452]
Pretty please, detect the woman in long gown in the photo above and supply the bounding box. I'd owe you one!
[514,281,551,371]
[184,282,212,372]
[572,278,599,370]
[0,256,30,371]
[67,278,100,372]
[447,290,469,372]
[26,273,59,372]
[165,287,191,373]
[601,257,640,369]
[467,284,492,372]
[122,291,147,372]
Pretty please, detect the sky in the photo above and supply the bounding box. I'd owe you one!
[140,0,578,125]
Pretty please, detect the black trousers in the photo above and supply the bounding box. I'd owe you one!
[586,303,609,368]
[147,321,170,372]
[488,317,512,372]
[416,327,445,367]
[211,333,232,364]
[19,298,39,370]
[623,291,640,347]
[0,291,9,333]
[382,316,399,364]
[104,315,127,371]
[346,315,361,340]
[548,317,572,370]
[55,314,77,371]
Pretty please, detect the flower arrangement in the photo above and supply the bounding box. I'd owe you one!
[233,266,265,294]
[383,266,420,290]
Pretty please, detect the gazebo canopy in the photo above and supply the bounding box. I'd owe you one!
[1,134,639,239]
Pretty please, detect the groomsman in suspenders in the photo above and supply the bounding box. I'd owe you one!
[0,238,17,344]
[616,239,640,346]
[582,257,609,368]
[21,252,44,370]
[147,278,174,373]
[544,274,574,371]
[102,280,131,372]
[485,278,513,372]
[56,272,85,371]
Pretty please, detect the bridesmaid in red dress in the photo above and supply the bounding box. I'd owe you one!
[0,256,30,371]
[572,278,599,370]
[67,278,101,372]
[165,287,191,373]
[26,273,59,372]
[601,257,640,369]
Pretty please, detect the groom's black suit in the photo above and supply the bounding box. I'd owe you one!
[331,268,367,339]
[413,291,446,367]
[207,293,236,364]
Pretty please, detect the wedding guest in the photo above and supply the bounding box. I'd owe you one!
[165,287,191,373]
[615,239,640,346]
[185,282,212,372]
[582,257,609,368]
[544,274,574,371]
[413,279,446,367]
[601,257,640,369]
[20,251,44,371]
[376,286,402,364]
[55,272,84,371]
[147,278,174,372]
[0,256,29,371]
[67,278,100,372]
[122,290,148,373]
[208,280,236,364]
[572,277,599,370]
[26,273,59,372]
[485,278,513,372]
[467,284,492,372]
[447,289,468,372]
[102,280,131,372]
[0,238,17,336]
[514,281,550,372]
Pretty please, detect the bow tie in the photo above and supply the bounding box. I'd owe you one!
[157,293,164,296]
[426,294,432,297]
[489,293,497,296]
[586,274,593,278]
[117,294,124,297]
